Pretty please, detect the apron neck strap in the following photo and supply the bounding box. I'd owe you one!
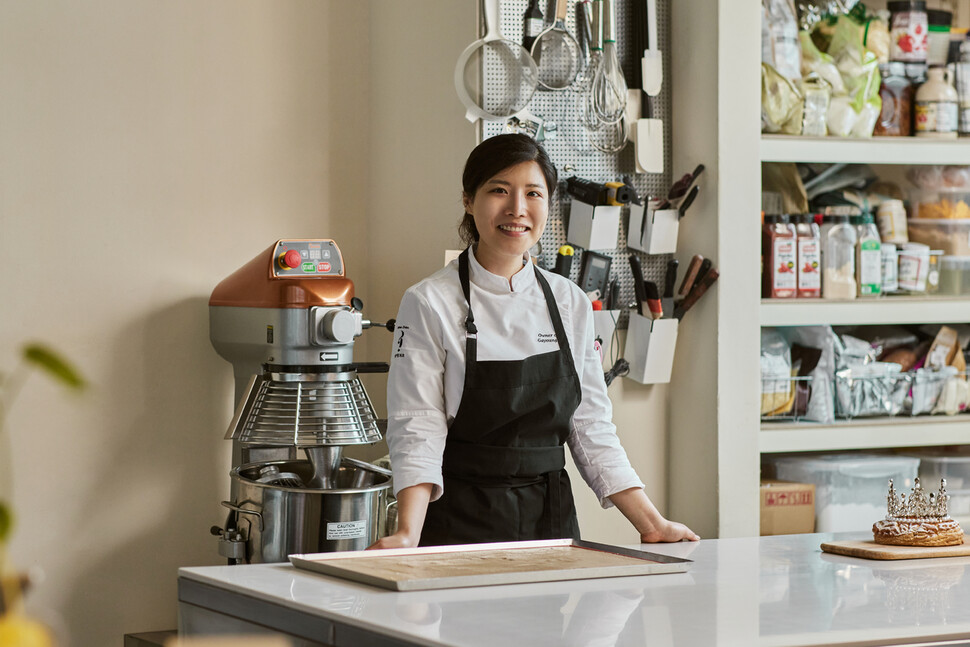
[457,248,477,336]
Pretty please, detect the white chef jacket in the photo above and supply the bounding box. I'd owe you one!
[386,247,644,508]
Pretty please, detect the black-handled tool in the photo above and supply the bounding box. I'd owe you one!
[554,244,575,277]
[607,278,620,310]
[664,258,678,298]
[628,254,646,316]
[678,186,699,219]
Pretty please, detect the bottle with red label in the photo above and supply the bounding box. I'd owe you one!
[794,214,821,298]
[762,214,797,298]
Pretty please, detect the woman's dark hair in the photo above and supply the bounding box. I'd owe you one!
[458,134,558,247]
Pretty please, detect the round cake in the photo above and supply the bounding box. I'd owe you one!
[872,517,965,547]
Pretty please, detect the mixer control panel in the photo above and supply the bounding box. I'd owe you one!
[272,240,344,277]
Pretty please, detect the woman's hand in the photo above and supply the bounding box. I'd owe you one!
[366,483,433,550]
[639,519,700,543]
[368,530,420,550]
[609,487,700,543]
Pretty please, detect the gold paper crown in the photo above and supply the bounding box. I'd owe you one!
[886,477,950,520]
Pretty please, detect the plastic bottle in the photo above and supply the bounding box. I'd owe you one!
[794,214,821,298]
[823,214,857,300]
[915,66,959,138]
[762,214,797,298]
[956,41,970,137]
[853,213,882,297]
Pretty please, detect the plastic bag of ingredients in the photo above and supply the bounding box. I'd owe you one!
[800,75,832,135]
[763,0,802,81]
[932,372,970,416]
[826,15,882,137]
[800,31,846,94]
[761,328,793,416]
[835,362,909,417]
[912,366,958,415]
[781,326,837,424]
[762,64,804,134]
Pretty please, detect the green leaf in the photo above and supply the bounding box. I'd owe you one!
[0,500,12,543]
[22,344,85,390]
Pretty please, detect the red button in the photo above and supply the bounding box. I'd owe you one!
[318,262,331,272]
[280,249,302,269]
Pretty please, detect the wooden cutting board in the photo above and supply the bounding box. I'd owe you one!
[821,539,970,560]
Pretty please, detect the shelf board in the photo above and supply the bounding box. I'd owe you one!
[760,416,970,453]
[761,135,970,165]
[760,296,970,326]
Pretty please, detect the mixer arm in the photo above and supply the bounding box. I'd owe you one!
[361,318,396,332]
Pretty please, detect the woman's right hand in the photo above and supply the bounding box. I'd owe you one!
[368,530,420,550]
[367,483,432,550]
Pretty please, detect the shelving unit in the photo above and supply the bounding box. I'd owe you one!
[761,297,970,326]
[761,417,970,453]
[666,0,970,537]
[761,135,970,165]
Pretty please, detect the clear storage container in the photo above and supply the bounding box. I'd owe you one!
[907,218,970,255]
[900,450,970,519]
[939,255,970,295]
[909,188,970,220]
[764,454,919,532]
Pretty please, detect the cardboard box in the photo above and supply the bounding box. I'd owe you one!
[760,479,815,536]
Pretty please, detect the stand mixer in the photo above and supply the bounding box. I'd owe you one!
[208,239,395,563]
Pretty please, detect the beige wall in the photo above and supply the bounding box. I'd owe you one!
[0,1,670,644]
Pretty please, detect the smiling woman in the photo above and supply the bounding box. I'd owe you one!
[372,134,699,551]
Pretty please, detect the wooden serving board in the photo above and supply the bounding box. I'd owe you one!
[821,539,970,561]
[290,538,691,591]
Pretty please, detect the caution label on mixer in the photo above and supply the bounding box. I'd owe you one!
[326,520,368,540]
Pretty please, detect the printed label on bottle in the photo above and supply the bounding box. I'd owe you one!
[796,239,821,291]
[858,240,882,295]
[915,100,959,133]
[326,520,368,541]
[772,238,797,292]
[881,251,899,292]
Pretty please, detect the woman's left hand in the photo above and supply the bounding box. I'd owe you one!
[640,519,700,543]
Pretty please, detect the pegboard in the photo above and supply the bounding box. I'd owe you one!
[480,0,674,329]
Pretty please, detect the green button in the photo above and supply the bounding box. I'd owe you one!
[302,262,315,272]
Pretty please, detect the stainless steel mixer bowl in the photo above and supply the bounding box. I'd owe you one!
[226,459,393,563]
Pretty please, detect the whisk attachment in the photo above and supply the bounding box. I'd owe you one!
[255,465,304,488]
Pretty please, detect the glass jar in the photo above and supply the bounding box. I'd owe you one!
[889,0,928,64]
[874,62,914,136]
[823,214,857,300]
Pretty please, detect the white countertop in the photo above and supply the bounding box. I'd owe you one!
[178,532,970,647]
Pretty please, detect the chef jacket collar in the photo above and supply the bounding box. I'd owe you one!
[468,246,535,294]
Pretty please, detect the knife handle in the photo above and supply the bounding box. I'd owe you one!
[675,267,719,320]
[678,254,704,298]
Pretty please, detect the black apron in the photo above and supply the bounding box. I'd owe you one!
[420,248,583,546]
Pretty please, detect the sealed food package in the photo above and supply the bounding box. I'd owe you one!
[826,15,883,137]
[801,76,832,135]
[931,374,970,416]
[912,366,958,415]
[763,0,802,81]
[835,362,910,417]
[763,64,804,133]
[781,326,837,424]
[800,32,846,95]
[761,328,793,416]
